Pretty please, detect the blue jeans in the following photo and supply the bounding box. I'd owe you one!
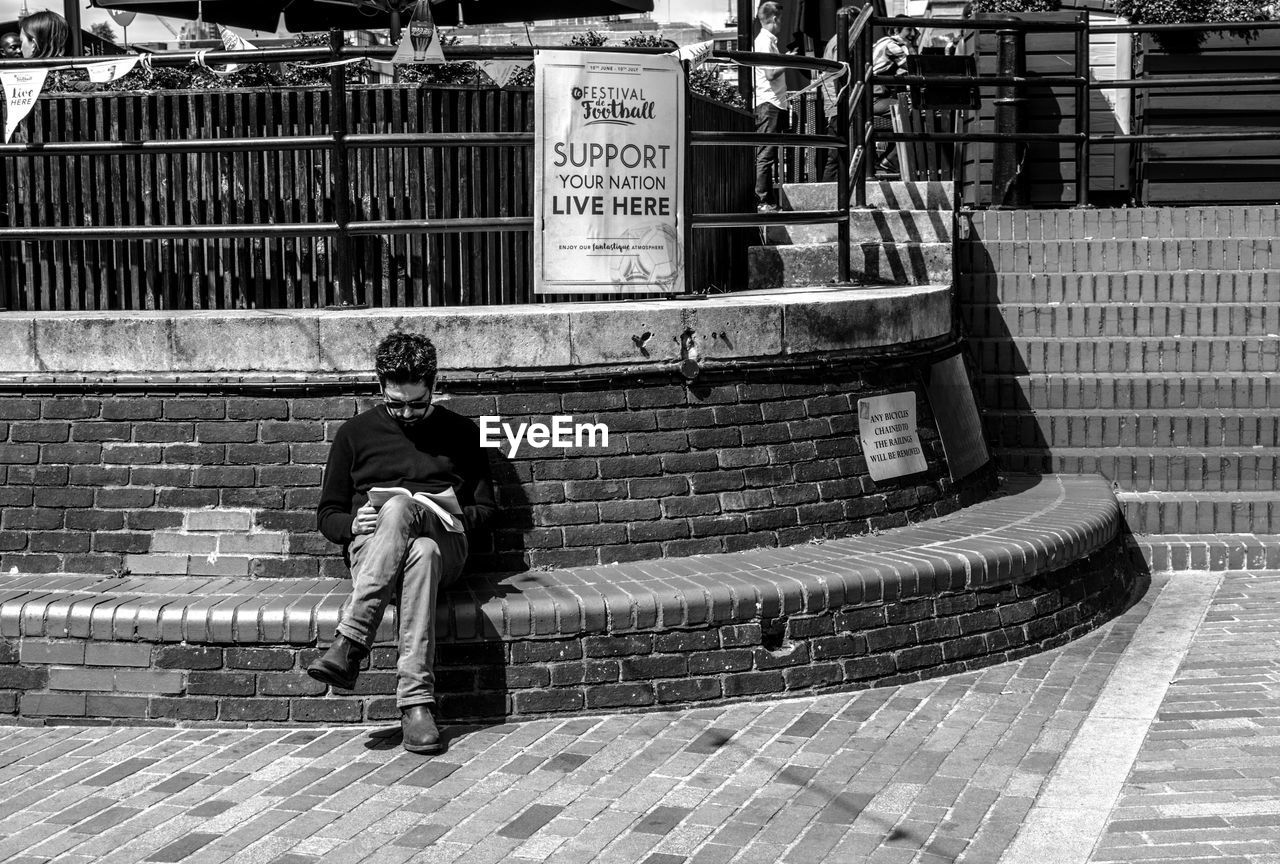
[754,103,786,206]
[337,495,468,708]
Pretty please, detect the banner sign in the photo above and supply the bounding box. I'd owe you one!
[1,69,48,143]
[534,50,686,294]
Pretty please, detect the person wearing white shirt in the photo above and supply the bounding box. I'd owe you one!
[753,2,788,211]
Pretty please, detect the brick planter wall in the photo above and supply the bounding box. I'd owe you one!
[0,351,993,578]
[0,537,1130,726]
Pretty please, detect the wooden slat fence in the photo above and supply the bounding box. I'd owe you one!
[0,85,752,310]
[1137,30,1280,204]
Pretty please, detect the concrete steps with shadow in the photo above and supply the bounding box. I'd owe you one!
[749,180,955,290]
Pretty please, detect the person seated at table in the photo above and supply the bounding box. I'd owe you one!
[871,18,919,175]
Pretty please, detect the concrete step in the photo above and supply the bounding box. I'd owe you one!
[1116,492,1280,534]
[981,409,1280,449]
[766,208,954,245]
[958,271,1278,305]
[963,206,1280,243]
[959,303,1280,339]
[781,180,954,213]
[748,241,950,289]
[992,448,1280,493]
[967,337,1279,375]
[975,373,1280,413]
[958,238,1280,274]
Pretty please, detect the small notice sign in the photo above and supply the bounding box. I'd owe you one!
[858,391,928,481]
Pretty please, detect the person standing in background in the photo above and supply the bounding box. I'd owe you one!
[753,1,789,212]
[819,23,855,183]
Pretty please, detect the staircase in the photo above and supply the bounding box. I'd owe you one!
[960,206,1280,534]
[747,180,955,289]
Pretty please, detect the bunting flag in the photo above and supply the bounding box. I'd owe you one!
[86,55,142,84]
[671,40,715,69]
[478,59,527,88]
[2,68,49,143]
[391,1,446,65]
[206,25,257,75]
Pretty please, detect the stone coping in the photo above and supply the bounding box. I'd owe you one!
[0,474,1118,647]
[0,286,952,377]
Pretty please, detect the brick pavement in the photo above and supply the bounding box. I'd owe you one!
[1,568,1277,863]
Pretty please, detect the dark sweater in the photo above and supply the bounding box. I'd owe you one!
[317,404,497,548]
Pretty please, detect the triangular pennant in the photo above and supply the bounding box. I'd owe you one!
[214,25,256,74]
[671,39,714,69]
[2,68,49,143]
[479,59,525,88]
[391,0,446,65]
[85,55,142,84]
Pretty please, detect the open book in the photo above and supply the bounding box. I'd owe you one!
[367,486,465,534]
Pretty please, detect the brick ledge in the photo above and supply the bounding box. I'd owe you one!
[0,473,1119,646]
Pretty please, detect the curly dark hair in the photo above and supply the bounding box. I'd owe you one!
[374,332,438,386]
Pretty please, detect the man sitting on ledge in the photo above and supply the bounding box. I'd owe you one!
[308,332,496,754]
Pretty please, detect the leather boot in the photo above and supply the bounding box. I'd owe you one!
[401,704,444,754]
[305,634,367,691]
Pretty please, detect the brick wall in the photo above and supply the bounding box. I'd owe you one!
[0,539,1130,725]
[959,206,1280,533]
[0,353,995,578]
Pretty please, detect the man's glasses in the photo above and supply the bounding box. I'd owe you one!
[382,394,431,411]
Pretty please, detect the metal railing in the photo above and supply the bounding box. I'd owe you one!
[0,35,853,301]
[839,13,1280,209]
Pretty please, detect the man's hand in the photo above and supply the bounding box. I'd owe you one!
[351,503,378,536]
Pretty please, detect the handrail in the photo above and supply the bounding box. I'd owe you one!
[871,15,1087,31]
[1095,75,1280,89]
[845,13,1280,211]
[1091,19,1280,32]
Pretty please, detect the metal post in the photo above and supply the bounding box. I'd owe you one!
[856,19,873,207]
[63,0,83,55]
[1075,11,1091,207]
[738,0,754,106]
[328,29,355,305]
[835,8,852,283]
[992,26,1028,207]
[683,60,694,296]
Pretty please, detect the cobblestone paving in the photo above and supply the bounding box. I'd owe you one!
[0,568,1237,864]
[1096,570,1280,863]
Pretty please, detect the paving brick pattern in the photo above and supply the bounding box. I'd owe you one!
[1095,570,1280,863]
[0,568,1168,864]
